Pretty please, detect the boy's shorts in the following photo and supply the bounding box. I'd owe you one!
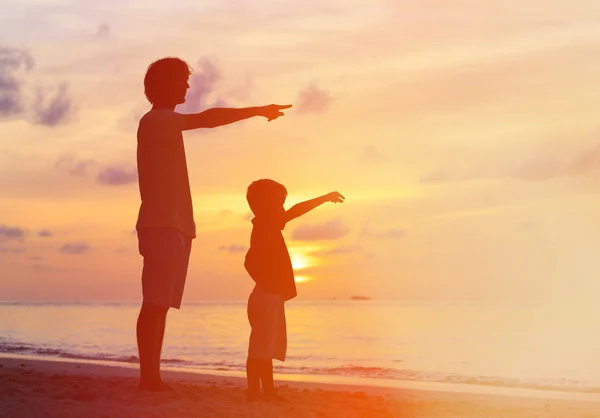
[247,285,287,362]
[138,227,192,310]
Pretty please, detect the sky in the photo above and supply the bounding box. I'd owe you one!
[2,0,600,302]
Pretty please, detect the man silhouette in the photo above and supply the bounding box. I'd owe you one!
[135,57,291,391]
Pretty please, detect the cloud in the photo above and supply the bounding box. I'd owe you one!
[32,263,63,271]
[361,145,387,163]
[0,46,34,117]
[291,219,350,241]
[55,155,97,177]
[96,23,111,39]
[117,103,150,131]
[421,138,600,185]
[518,221,536,231]
[217,210,234,218]
[512,156,560,181]
[218,244,247,253]
[224,74,254,102]
[55,156,137,186]
[0,225,25,240]
[0,46,74,125]
[97,165,137,185]
[419,170,453,184]
[59,241,90,254]
[32,82,74,126]
[419,159,553,185]
[362,225,405,239]
[0,246,24,253]
[378,227,406,239]
[511,140,600,182]
[38,229,53,237]
[310,245,361,257]
[295,83,333,114]
[176,57,227,114]
[419,167,497,184]
[563,142,600,176]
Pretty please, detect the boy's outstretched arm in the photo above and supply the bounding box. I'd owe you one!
[182,104,292,130]
[285,192,345,223]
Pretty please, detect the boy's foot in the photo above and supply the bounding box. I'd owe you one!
[138,380,175,392]
[246,391,261,403]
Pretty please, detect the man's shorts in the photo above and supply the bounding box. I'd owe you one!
[138,227,192,310]
[247,285,287,362]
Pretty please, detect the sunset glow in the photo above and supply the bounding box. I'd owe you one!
[294,275,312,284]
[290,251,313,271]
[2,0,600,304]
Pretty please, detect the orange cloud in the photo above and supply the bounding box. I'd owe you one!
[295,84,333,114]
[291,219,350,241]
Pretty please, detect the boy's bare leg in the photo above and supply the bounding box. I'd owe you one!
[136,303,171,391]
[260,359,284,401]
[246,357,261,401]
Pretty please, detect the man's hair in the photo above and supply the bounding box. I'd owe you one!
[246,179,288,216]
[143,57,193,104]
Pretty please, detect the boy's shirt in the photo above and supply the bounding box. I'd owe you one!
[135,109,196,239]
[244,215,297,301]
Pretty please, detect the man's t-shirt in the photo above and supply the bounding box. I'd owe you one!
[135,109,196,239]
[244,215,297,301]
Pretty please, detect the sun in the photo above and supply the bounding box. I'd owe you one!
[289,250,317,283]
[290,253,310,270]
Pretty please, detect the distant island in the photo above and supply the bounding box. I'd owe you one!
[350,296,372,301]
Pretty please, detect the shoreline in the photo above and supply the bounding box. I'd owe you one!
[2,355,600,418]
[5,353,600,402]
[3,353,600,403]
[5,353,600,404]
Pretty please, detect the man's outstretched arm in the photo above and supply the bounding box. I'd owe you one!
[182,104,292,130]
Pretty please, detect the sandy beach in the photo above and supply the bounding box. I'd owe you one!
[1,356,599,417]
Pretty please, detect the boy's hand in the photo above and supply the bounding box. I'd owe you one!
[260,104,293,121]
[325,192,345,203]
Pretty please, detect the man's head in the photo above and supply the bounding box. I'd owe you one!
[246,179,287,218]
[144,57,192,107]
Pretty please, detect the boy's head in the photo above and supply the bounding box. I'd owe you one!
[144,57,192,107]
[246,179,287,218]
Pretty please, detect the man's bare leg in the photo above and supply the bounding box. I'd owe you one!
[154,306,173,390]
[136,303,170,391]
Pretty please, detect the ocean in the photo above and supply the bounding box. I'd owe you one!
[2,300,600,394]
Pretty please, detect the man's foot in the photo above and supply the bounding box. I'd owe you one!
[159,381,175,391]
[246,391,261,403]
[138,380,174,392]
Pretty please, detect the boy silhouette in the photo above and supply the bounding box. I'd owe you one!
[135,57,291,391]
[244,179,344,401]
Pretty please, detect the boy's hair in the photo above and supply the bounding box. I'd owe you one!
[143,57,193,104]
[246,179,288,216]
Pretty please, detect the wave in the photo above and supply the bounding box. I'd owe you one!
[276,364,600,394]
[0,341,140,364]
[1,339,599,394]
